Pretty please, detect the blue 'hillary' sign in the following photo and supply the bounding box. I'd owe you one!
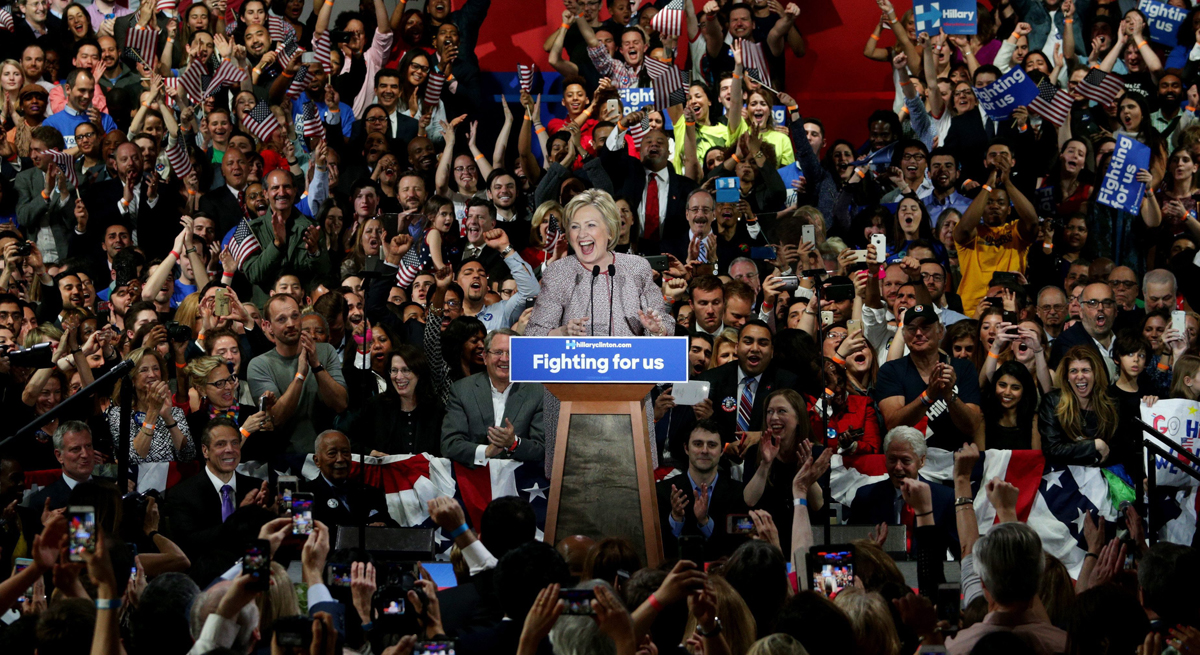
[1140,0,1187,46]
[973,67,1039,120]
[619,88,656,114]
[939,0,977,35]
[510,336,690,384]
[1096,134,1151,214]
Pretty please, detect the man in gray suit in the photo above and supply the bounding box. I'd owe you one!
[441,329,545,468]
[16,125,78,264]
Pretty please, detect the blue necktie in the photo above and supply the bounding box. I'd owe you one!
[737,378,756,433]
[220,485,234,522]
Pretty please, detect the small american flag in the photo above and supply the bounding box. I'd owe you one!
[0,9,14,31]
[225,14,238,36]
[396,238,430,287]
[285,65,309,99]
[740,40,772,89]
[300,101,325,139]
[230,218,262,267]
[1076,68,1125,108]
[745,67,779,94]
[628,112,651,149]
[157,0,176,11]
[44,150,78,188]
[243,100,282,142]
[162,76,178,108]
[267,15,295,44]
[650,0,683,37]
[1028,79,1074,127]
[312,32,332,73]
[165,140,193,179]
[123,47,148,69]
[178,61,206,102]
[424,71,446,107]
[544,215,563,254]
[517,63,536,93]
[644,56,688,110]
[126,26,160,66]
[275,34,300,69]
[203,59,247,97]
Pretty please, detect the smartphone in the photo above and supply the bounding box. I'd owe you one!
[277,475,298,513]
[325,562,352,587]
[243,540,271,592]
[1173,310,1187,335]
[936,583,961,635]
[750,246,776,260]
[778,275,800,291]
[523,297,538,313]
[983,296,1003,308]
[642,254,669,273]
[274,616,314,649]
[801,224,815,245]
[678,534,705,563]
[291,493,313,535]
[559,588,596,615]
[852,249,868,263]
[807,545,855,599]
[300,51,317,64]
[991,271,1020,287]
[820,310,833,326]
[605,98,620,116]
[847,318,860,333]
[15,557,33,602]
[214,287,231,316]
[258,393,275,415]
[870,234,887,263]
[68,505,96,562]
[726,514,754,535]
[414,642,457,655]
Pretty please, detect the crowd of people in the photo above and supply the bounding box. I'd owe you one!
[0,0,1199,652]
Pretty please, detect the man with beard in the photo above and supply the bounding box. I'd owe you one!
[243,182,270,218]
[451,229,538,331]
[95,36,142,98]
[80,143,173,256]
[432,19,484,117]
[248,294,348,454]
[485,169,528,251]
[1151,73,1186,139]
[301,430,397,536]
[241,24,280,93]
[242,170,331,305]
[342,289,366,343]
[656,420,747,561]
[407,136,438,187]
[199,148,251,237]
[397,171,427,217]
[919,148,970,225]
[1049,281,1118,378]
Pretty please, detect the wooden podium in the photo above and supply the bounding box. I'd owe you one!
[543,383,664,567]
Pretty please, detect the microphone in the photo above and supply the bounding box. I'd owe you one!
[607,263,616,336]
[590,266,601,336]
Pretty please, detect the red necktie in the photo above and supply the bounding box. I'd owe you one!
[644,173,660,240]
[901,503,915,553]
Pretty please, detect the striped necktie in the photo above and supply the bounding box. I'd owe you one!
[737,377,756,434]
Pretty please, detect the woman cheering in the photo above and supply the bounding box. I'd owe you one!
[109,348,194,464]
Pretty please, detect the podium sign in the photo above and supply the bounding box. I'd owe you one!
[510,336,690,383]
[512,337,685,566]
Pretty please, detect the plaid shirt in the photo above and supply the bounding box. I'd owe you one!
[587,44,643,89]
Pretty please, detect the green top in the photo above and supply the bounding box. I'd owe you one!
[672,119,729,174]
[728,120,796,168]
[243,209,331,305]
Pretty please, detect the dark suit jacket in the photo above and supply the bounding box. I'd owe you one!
[24,475,78,512]
[669,361,799,452]
[847,476,960,558]
[165,469,258,559]
[79,178,171,255]
[300,475,397,532]
[440,373,545,468]
[113,12,186,65]
[198,185,245,238]
[656,473,748,561]
[1048,321,1102,371]
[598,148,696,254]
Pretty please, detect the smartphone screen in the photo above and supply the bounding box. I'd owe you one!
[726,514,754,535]
[291,493,313,534]
[325,562,352,587]
[15,557,32,602]
[808,546,855,599]
[936,583,961,634]
[278,475,298,513]
[243,540,270,591]
[559,588,596,615]
[68,505,96,562]
[382,596,406,615]
[414,642,457,655]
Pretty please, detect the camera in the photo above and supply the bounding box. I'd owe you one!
[14,241,31,257]
[330,29,354,44]
[7,342,53,369]
[164,321,192,343]
[371,564,428,636]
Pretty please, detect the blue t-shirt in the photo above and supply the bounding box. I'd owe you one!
[43,108,118,149]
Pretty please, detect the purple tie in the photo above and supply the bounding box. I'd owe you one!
[221,485,234,522]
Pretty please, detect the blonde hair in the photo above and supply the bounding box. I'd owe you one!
[185,355,228,392]
[1053,345,1117,443]
[530,200,564,249]
[1172,354,1200,400]
[256,561,300,646]
[563,189,620,252]
[746,634,810,655]
[111,347,166,404]
[175,291,201,334]
[682,576,757,655]
[23,323,62,348]
[833,588,900,655]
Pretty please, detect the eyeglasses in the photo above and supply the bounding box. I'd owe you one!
[486,349,510,359]
[453,165,478,173]
[901,153,927,162]
[1109,280,1138,288]
[76,132,96,140]
[444,300,461,309]
[1039,303,1066,313]
[919,272,944,283]
[409,62,430,73]
[207,374,238,389]
[687,207,714,215]
[1079,299,1117,309]
[365,116,388,123]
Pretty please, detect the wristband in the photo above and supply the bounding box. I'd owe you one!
[447,523,470,539]
[787,105,798,113]
[96,598,122,610]
[142,420,156,432]
[899,78,911,87]
[535,126,545,134]
[163,421,178,429]
[830,354,846,366]
[170,249,180,259]
[325,0,333,5]
[1064,18,1073,24]
[793,497,808,507]
[240,427,251,438]
[295,372,306,381]
[732,72,741,79]
[1158,362,1170,371]
[855,167,866,179]
[914,510,933,517]
[955,497,973,507]
[522,114,531,121]
[685,121,696,126]
[41,190,49,199]
[140,100,148,107]
[982,184,993,192]
[1137,40,1148,49]
[507,436,520,453]
[730,153,740,163]
[166,37,174,43]
[221,272,234,282]
[919,391,932,406]
[1084,552,1099,559]
[197,332,207,341]
[1189,106,1197,113]
[870,33,879,41]
[282,70,295,78]
[647,593,664,611]
[987,351,1000,360]
[561,21,570,29]
[175,361,186,369]
[253,67,261,74]
[474,153,485,161]
[187,189,196,195]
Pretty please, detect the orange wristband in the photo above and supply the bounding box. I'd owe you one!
[870,34,880,41]
[987,351,1001,360]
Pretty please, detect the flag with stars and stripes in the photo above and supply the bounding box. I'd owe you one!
[544,214,563,254]
[44,150,77,188]
[424,71,446,107]
[275,34,301,69]
[396,236,431,287]
[312,31,332,73]
[285,65,310,99]
[627,111,651,149]
[157,0,177,11]
[745,66,779,94]
[0,9,14,31]
[643,56,688,110]
[126,25,160,66]
[123,46,149,70]
[229,218,262,266]
[1077,67,1125,108]
[243,100,282,142]
[740,40,772,89]
[165,140,193,180]
[517,63,536,93]
[1028,78,1074,126]
[203,59,248,98]
[267,14,295,43]
[299,100,325,139]
[650,0,683,36]
[178,61,207,102]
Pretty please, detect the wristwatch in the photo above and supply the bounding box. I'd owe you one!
[695,617,723,637]
[499,245,514,257]
[311,364,325,374]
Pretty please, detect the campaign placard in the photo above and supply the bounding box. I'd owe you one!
[1096,134,1151,214]
[510,337,690,384]
[973,67,1039,120]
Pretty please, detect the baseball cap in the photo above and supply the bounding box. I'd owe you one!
[19,84,47,100]
[905,303,940,325]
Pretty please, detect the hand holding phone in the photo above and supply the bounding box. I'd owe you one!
[291,493,314,534]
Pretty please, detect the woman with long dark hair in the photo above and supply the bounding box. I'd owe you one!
[807,358,882,459]
[1153,147,1200,267]
[978,360,1039,450]
[351,344,446,457]
[424,314,485,405]
[396,49,447,142]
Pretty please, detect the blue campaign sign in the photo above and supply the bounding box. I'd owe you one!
[716,177,740,203]
[973,67,1039,120]
[772,105,787,125]
[940,0,977,35]
[779,162,804,206]
[1140,0,1187,46]
[619,87,656,114]
[509,336,690,384]
[913,2,940,32]
[1096,134,1151,214]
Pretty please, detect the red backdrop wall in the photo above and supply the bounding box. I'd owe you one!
[470,0,914,154]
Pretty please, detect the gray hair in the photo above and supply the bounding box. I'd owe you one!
[484,328,518,351]
[728,256,756,273]
[1036,285,1067,305]
[881,426,927,459]
[1143,268,1177,295]
[52,420,91,452]
[314,429,349,455]
[548,579,618,655]
[190,580,260,652]
[300,311,329,331]
[973,522,1044,605]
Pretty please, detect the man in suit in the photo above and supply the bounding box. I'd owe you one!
[198,147,251,238]
[601,128,696,255]
[16,125,77,264]
[671,319,798,452]
[67,220,131,298]
[1049,280,1117,378]
[847,426,959,558]
[442,329,545,468]
[23,420,95,513]
[302,430,397,535]
[165,418,270,560]
[456,198,507,281]
[79,143,174,257]
[661,188,717,267]
[657,420,748,561]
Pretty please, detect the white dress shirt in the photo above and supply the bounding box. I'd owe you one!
[473,379,513,465]
[640,166,670,238]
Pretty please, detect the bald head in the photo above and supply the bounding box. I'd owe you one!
[556,535,595,581]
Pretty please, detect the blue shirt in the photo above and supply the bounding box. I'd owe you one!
[667,471,718,539]
[289,97,355,139]
[43,106,118,149]
[920,189,972,227]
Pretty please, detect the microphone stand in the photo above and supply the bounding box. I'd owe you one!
[589,266,600,336]
[607,263,616,336]
[802,269,831,546]
[1134,418,1200,545]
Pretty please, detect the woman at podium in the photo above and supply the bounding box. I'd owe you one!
[526,189,675,474]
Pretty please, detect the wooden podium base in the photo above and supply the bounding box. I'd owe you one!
[542,383,663,567]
